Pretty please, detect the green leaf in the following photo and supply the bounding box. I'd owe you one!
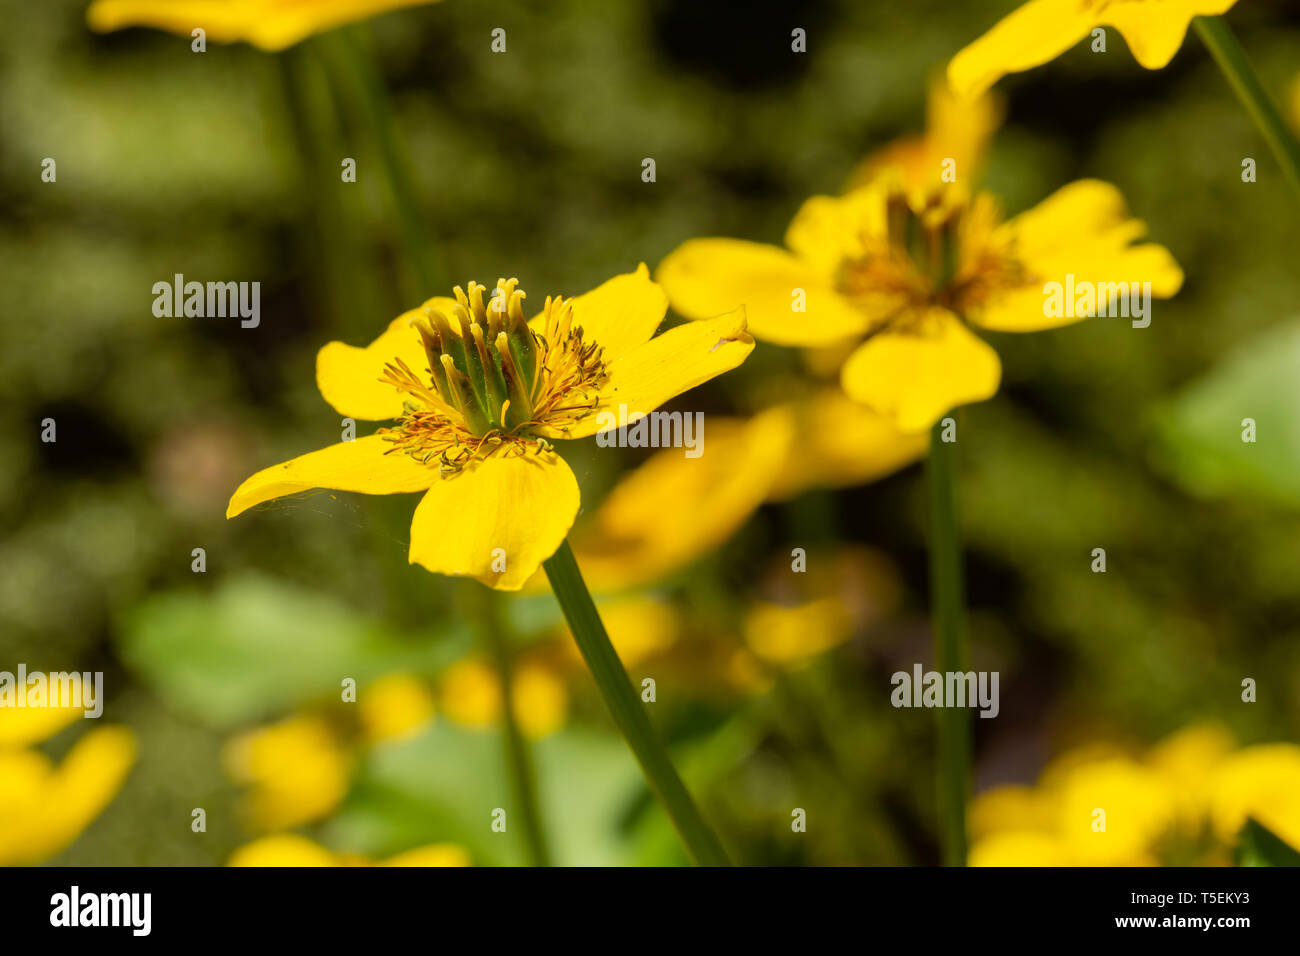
[1153,320,1300,510]
[117,572,467,727]
[1234,817,1300,867]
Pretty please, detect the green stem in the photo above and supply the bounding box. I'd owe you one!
[464,585,551,867]
[542,541,731,866]
[318,27,441,297]
[927,421,970,866]
[1194,16,1300,204]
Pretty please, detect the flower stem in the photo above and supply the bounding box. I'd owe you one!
[542,541,732,866]
[1194,16,1300,204]
[463,584,552,867]
[927,421,970,866]
[320,27,441,297]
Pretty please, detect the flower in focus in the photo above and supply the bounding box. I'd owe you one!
[969,724,1300,865]
[226,267,752,589]
[948,0,1241,99]
[658,80,1183,433]
[0,703,136,865]
[87,0,445,51]
[229,833,471,867]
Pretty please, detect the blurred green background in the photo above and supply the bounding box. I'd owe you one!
[3,0,1300,865]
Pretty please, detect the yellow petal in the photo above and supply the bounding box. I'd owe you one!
[316,296,458,421]
[36,726,137,862]
[657,239,870,346]
[359,673,436,744]
[408,451,580,590]
[1209,744,1300,851]
[558,597,680,668]
[970,785,1054,840]
[767,388,927,500]
[562,264,668,363]
[0,700,85,747]
[512,663,568,739]
[227,435,437,519]
[969,831,1072,866]
[743,598,852,666]
[840,311,1001,432]
[973,180,1183,332]
[224,716,351,832]
[228,834,341,867]
[1106,0,1240,71]
[948,0,1096,99]
[550,407,794,593]
[87,0,445,52]
[381,843,473,867]
[548,308,754,441]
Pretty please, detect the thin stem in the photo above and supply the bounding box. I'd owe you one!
[542,541,732,866]
[464,584,551,867]
[317,27,441,298]
[1194,16,1300,204]
[927,421,970,866]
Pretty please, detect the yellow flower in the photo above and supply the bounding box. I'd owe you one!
[229,833,470,866]
[0,706,136,865]
[557,596,680,669]
[87,0,444,51]
[358,672,436,744]
[226,267,752,589]
[949,0,1241,99]
[1209,743,1300,852]
[224,715,352,832]
[659,126,1182,432]
[438,657,568,739]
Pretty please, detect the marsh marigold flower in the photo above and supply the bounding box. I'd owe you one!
[658,85,1182,433]
[87,0,444,51]
[227,267,751,589]
[948,0,1241,98]
[229,833,471,867]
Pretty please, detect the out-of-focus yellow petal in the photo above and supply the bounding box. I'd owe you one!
[33,726,137,863]
[551,407,795,593]
[381,843,472,867]
[767,389,927,500]
[1209,744,1300,851]
[1053,757,1176,865]
[228,834,341,867]
[512,663,567,740]
[972,179,1183,332]
[560,264,668,363]
[438,659,500,729]
[657,239,869,346]
[949,0,1239,98]
[0,701,84,747]
[970,785,1054,840]
[226,435,438,519]
[1146,723,1234,824]
[948,0,1097,99]
[407,452,579,590]
[359,673,436,744]
[0,750,57,865]
[87,0,445,52]
[224,716,351,832]
[316,298,457,421]
[549,308,753,441]
[969,830,1071,866]
[743,598,852,666]
[560,597,680,668]
[840,310,1001,433]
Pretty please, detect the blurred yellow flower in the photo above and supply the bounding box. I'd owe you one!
[227,268,753,589]
[438,657,567,739]
[87,0,444,51]
[229,833,470,866]
[558,596,680,669]
[660,139,1183,432]
[224,715,352,832]
[948,0,1240,99]
[0,706,135,865]
[358,672,436,744]
[970,724,1300,866]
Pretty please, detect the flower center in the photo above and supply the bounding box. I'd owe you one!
[836,185,1025,330]
[378,278,607,475]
